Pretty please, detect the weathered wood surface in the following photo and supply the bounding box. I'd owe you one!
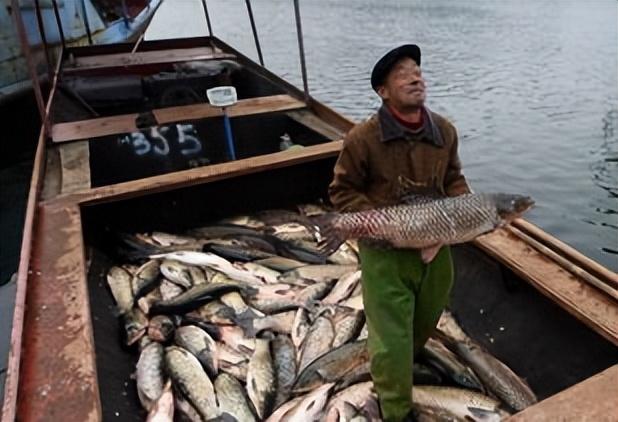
[285,109,344,140]
[52,94,306,143]
[507,365,618,421]
[59,141,91,194]
[63,46,235,73]
[475,229,618,346]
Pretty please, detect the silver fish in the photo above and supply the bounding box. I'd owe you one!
[136,342,165,411]
[247,338,276,419]
[159,279,184,301]
[422,337,484,392]
[106,266,134,315]
[331,307,365,348]
[124,307,148,345]
[160,259,193,289]
[279,264,357,284]
[412,386,507,422]
[292,307,310,349]
[324,382,378,422]
[313,193,534,262]
[147,315,176,342]
[165,346,220,420]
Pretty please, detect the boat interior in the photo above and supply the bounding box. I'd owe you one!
[81,160,618,421]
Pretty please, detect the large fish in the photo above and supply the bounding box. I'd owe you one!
[412,386,508,422]
[136,342,166,411]
[150,282,242,314]
[312,193,533,262]
[174,325,219,378]
[453,341,537,412]
[106,266,134,315]
[165,346,220,420]
[272,334,297,408]
[214,373,257,422]
[421,337,484,392]
[281,382,335,422]
[298,315,335,372]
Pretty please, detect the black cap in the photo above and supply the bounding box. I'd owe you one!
[371,44,421,91]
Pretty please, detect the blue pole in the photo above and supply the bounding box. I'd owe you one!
[222,109,236,160]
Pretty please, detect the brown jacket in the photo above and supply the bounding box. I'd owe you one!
[329,105,470,212]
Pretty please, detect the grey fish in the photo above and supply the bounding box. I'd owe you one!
[296,280,336,305]
[188,224,264,240]
[327,241,360,266]
[148,315,176,342]
[165,346,220,420]
[422,337,484,391]
[335,361,371,392]
[323,271,362,304]
[136,342,165,411]
[242,283,306,314]
[174,325,218,378]
[278,264,357,284]
[160,259,193,289]
[132,259,161,298]
[281,382,335,422]
[267,222,315,242]
[151,282,242,314]
[188,300,237,325]
[188,266,208,285]
[238,310,296,338]
[151,231,198,247]
[454,341,537,412]
[312,193,534,262]
[294,340,368,393]
[412,386,507,422]
[146,380,174,422]
[298,315,335,372]
[272,334,297,408]
[214,373,257,422]
[124,307,149,345]
[247,338,276,419]
[413,363,444,386]
[436,310,472,344]
[331,307,365,348]
[204,243,274,262]
[238,262,281,284]
[217,325,256,357]
[106,266,134,315]
[292,307,310,349]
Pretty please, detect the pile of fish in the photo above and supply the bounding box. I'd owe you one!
[106,203,537,421]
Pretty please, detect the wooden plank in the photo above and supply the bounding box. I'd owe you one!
[59,141,91,194]
[51,95,306,143]
[512,218,618,288]
[507,365,618,421]
[475,229,618,346]
[286,109,344,140]
[41,146,61,201]
[47,140,343,207]
[63,47,235,73]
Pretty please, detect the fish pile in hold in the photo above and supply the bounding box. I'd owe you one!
[106,204,537,421]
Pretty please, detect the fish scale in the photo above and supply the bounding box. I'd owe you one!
[315,193,533,253]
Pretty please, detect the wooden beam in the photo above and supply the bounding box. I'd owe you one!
[51,94,306,143]
[59,141,91,194]
[46,140,342,207]
[507,365,618,421]
[475,229,618,346]
[286,109,344,140]
[63,46,235,73]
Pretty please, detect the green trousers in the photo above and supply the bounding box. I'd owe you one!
[359,244,454,422]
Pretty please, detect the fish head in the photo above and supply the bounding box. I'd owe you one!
[493,194,535,222]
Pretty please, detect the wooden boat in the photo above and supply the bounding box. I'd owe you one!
[2,2,617,421]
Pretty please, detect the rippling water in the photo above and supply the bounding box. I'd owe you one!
[147,0,618,271]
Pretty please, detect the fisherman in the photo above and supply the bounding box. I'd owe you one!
[328,44,470,422]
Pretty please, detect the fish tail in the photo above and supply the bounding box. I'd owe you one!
[311,213,346,256]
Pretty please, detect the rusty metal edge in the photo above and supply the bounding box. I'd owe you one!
[1,42,63,421]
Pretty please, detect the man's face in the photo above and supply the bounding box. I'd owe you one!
[377,57,426,109]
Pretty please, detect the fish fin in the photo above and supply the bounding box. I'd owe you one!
[421,244,442,263]
[311,213,346,256]
[467,407,502,422]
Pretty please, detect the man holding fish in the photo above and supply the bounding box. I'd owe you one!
[328,44,471,422]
